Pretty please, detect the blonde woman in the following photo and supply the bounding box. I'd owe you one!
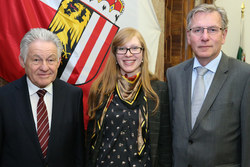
[87,27,172,167]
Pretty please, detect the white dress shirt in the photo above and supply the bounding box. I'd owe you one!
[191,51,222,99]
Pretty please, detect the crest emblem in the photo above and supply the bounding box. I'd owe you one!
[48,0,119,85]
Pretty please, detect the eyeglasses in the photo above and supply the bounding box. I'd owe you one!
[116,46,144,55]
[188,26,224,36]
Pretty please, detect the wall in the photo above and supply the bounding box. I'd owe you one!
[152,0,165,80]
[215,0,250,64]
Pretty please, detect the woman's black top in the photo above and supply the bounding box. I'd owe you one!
[96,90,151,167]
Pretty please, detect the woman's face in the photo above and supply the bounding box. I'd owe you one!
[116,36,143,77]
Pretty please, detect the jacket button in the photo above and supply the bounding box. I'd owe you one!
[188,139,193,144]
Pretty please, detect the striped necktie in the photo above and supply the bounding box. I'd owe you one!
[37,89,50,158]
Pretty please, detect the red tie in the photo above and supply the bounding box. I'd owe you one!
[37,89,50,158]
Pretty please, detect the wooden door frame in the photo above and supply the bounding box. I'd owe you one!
[164,0,213,80]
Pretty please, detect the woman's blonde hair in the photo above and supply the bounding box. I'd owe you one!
[88,27,159,119]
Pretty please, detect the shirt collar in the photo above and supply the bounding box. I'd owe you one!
[26,77,53,96]
[193,51,222,73]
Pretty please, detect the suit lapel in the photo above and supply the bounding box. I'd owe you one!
[15,76,44,157]
[192,54,229,131]
[48,79,64,149]
[183,60,194,133]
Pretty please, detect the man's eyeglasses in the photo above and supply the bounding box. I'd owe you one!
[116,47,144,55]
[188,26,224,36]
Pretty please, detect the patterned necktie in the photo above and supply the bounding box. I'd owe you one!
[191,67,208,128]
[37,89,50,158]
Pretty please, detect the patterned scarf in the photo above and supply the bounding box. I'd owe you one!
[116,72,148,156]
[116,72,142,104]
[91,72,149,157]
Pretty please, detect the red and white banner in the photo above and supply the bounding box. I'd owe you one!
[0,0,161,127]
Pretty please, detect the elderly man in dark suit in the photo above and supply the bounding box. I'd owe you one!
[167,3,250,167]
[0,28,85,167]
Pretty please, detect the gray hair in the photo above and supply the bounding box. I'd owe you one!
[187,3,228,30]
[20,28,63,62]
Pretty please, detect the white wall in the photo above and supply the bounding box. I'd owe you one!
[215,0,250,64]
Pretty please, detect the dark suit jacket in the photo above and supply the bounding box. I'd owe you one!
[167,53,250,167]
[0,76,85,167]
[86,80,172,167]
[149,80,172,167]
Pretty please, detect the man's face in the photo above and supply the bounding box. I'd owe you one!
[20,40,60,88]
[187,11,227,65]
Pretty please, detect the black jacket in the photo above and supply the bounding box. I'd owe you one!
[87,80,172,167]
[0,76,85,167]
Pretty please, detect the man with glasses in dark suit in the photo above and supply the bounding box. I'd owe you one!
[167,3,250,167]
